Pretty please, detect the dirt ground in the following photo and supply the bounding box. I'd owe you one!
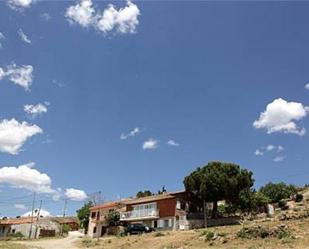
[76,218,309,249]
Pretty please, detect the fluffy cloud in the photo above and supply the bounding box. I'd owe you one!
[305,83,309,90]
[65,0,140,34]
[24,103,48,118]
[254,145,284,157]
[65,0,95,27]
[167,140,180,147]
[0,32,5,48]
[143,138,158,150]
[22,209,50,217]
[7,0,35,10]
[273,156,285,163]
[0,64,34,90]
[120,127,139,139]
[14,204,26,210]
[254,149,263,156]
[0,118,42,155]
[253,98,309,136]
[65,188,88,201]
[40,13,51,21]
[96,1,140,34]
[0,163,54,193]
[18,29,31,44]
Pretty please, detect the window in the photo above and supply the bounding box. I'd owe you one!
[164,220,169,227]
[93,226,96,234]
[91,212,96,219]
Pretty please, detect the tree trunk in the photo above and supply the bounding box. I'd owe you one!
[203,200,207,228]
[212,201,218,218]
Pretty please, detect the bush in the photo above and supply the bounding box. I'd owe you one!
[154,232,165,237]
[295,193,303,202]
[278,200,288,210]
[200,230,215,241]
[9,232,24,238]
[260,182,298,203]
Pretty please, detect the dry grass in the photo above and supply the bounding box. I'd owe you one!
[77,218,309,249]
[0,241,34,249]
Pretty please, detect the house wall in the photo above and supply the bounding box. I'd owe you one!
[0,225,10,237]
[126,198,177,218]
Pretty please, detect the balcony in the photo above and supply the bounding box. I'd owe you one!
[120,209,159,221]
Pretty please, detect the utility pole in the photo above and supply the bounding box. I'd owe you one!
[61,198,68,236]
[28,192,36,239]
[34,200,42,239]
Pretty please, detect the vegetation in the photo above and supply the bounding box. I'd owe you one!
[183,161,254,217]
[76,201,93,234]
[105,210,120,226]
[260,182,298,203]
[136,190,153,198]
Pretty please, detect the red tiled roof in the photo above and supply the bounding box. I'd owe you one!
[122,193,176,205]
[0,217,33,225]
[89,201,121,211]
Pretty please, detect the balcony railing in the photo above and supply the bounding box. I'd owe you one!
[120,209,159,221]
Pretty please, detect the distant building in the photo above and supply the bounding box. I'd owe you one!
[0,216,79,238]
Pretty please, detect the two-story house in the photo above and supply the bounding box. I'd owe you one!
[88,201,123,238]
[120,191,203,231]
[88,191,204,238]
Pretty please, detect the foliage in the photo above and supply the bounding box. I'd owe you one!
[76,201,93,233]
[62,224,70,234]
[183,161,254,217]
[200,230,215,241]
[136,190,153,198]
[295,193,303,202]
[237,190,270,213]
[9,232,24,238]
[260,182,298,203]
[278,200,288,210]
[154,232,165,237]
[105,210,120,226]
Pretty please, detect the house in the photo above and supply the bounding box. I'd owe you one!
[120,191,203,230]
[87,190,204,237]
[88,201,124,238]
[0,216,65,238]
[51,217,80,231]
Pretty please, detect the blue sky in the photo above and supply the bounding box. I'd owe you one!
[0,0,309,217]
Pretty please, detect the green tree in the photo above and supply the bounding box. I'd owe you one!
[105,210,120,226]
[136,190,153,198]
[76,201,93,234]
[260,182,298,203]
[183,161,254,218]
[237,189,270,213]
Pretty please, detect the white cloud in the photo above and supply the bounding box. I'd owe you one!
[253,98,309,136]
[22,208,50,217]
[305,83,309,90]
[65,0,95,28]
[40,13,51,21]
[254,149,263,156]
[0,64,34,90]
[143,138,158,150]
[7,0,35,10]
[65,188,87,201]
[18,29,31,44]
[14,204,26,210]
[273,156,285,163]
[66,0,140,35]
[96,1,140,34]
[120,127,139,139]
[24,103,48,118]
[167,140,179,147]
[266,144,275,151]
[0,163,54,193]
[0,32,5,48]
[277,145,284,152]
[0,118,42,155]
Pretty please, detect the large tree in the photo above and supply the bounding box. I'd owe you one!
[136,190,153,198]
[76,201,93,234]
[183,161,254,218]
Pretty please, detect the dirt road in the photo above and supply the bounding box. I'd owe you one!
[17,231,84,249]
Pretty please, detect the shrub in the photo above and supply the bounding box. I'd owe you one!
[278,200,288,210]
[295,193,303,202]
[260,182,298,203]
[154,232,165,237]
